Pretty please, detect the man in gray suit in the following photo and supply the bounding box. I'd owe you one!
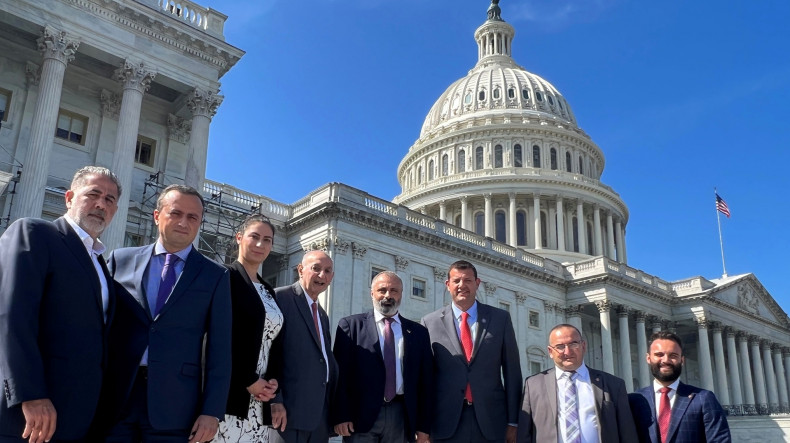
[517,324,638,443]
[421,260,522,443]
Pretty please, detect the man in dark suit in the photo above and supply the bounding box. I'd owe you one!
[332,271,433,443]
[421,260,522,443]
[268,250,339,443]
[102,184,231,443]
[0,166,120,443]
[630,331,730,443]
[517,323,638,443]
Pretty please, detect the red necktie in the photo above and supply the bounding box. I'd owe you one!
[460,311,473,403]
[311,301,321,339]
[658,386,671,443]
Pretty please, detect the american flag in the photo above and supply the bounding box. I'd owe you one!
[716,193,731,218]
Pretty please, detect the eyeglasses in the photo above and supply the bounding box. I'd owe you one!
[549,341,582,352]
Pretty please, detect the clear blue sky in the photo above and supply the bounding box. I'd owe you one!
[202,0,790,312]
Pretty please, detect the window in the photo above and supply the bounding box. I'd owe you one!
[529,310,540,328]
[55,109,87,145]
[548,95,554,105]
[417,166,423,184]
[558,100,564,110]
[493,88,500,99]
[464,93,472,104]
[412,278,426,298]
[428,160,435,181]
[516,210,526,246]
[475,146,484,170]
[455,214,462,227]
[474,212,484,235]
[578,157,584,175]
[494,145,503,168]
[508,88,515,99]
[530,361,542,376]
[457,149,466,172]
[514,144,523,167]
[536,91,543,102]
[441,154,449,176]
[371,266,386,282]
[495,211,506,242]
[550,148,557,170]
[478,90,486,101]
[522,89,529,100]
[565,151,572,172]
[532,145,541,168]
[0,88,10,122]
[135,135,156,167]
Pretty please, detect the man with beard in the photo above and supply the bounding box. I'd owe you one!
[630,331,730,443]
[332,271,433,443]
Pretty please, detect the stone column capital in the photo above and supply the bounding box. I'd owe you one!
[634,311,647,322]
[694,317,709,329]
[433,266,445,282]
[394,255,409,271]
[761,340,773,351]
[37,26,79,64]
[508,192,516,199]
[188,87,224,119]
[114,59,157,93]
[543,299,554,312]
[483,193,492,201]
[351,242,367,259]
[515,292,527,305]
[710,321,723,333]
[783,347,790,357]
[594,300,611,313]
[565,304,582,317]
[748,335,762,346]
[460,195,468,203]
[616,305,629,317]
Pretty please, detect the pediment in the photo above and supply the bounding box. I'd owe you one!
[710,276,790,327]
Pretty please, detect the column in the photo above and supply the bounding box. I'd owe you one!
[484,193,493,238]
[556,196,565,251]
[565,305,582,337]
[751,336,769,414]
[13,26,79,220]
[185,87,223,190]
[650,316,663,334]
[725,328,743,415]
[507,193,516,247]
[438,200,446,222]
[710,323,730,406]
[762,341,779,413]
[635,312,650,389]
[615,219,625,263]
[101,60,156,251]
[621,225,628,263]
[695,318,715,392]
[460,196,469,230]
[533,194,542,249]
[596,301,614,374]
[785,349,790,413]
[739,333,757,415]
[617,306,634,391]
[606,213,616,260]
[772,346,789,413]
[577,201,587,254]
[593,205,603,256]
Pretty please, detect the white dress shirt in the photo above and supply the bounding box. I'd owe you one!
[303,288,329,381]
[64,215,109,322]
[653,378,681,417]
[373,310,404,395]
[556,363,599,443]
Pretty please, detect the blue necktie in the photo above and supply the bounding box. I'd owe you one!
[154,253,177,316]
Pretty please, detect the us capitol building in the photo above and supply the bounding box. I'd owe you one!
[0,0,786,437]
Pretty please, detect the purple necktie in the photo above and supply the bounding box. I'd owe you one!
[154,253,177,316]
[383,317,396,401]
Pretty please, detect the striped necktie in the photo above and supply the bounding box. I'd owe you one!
[563,371,581,443]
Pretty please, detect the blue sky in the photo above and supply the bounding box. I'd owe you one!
[202,0,790,311]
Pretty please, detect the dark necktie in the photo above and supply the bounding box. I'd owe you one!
[460,311,473,403]
[383,317,396,401]
[154,253,177,316]
[311,301,321,340]
[659,386,672,443]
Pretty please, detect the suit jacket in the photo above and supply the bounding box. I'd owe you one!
[332,311,433,441]
[517,366,638,443]
[632,382,731,443]
[421,302,522,441]
[226,260,278,419]
[0,217,114,440]
[101,244,231,431]
[267,282,338,433]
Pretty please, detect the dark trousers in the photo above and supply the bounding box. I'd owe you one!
[276,395,330,443]
[344,397,405,443]
[433,403,497,443]
[104,367,189,443]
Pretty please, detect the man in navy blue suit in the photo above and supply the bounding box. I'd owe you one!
[0,166,121,443]
[631,331,730,443]
[332,271,433,443]
[102,184,231,443]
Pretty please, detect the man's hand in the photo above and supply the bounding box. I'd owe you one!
[247,378,278,402]
[505,424,517,443]
[416,431,430,443]
[334,422,354,437]
[188,415,219,443]
[270,403,287,431]
[21,398,56,443]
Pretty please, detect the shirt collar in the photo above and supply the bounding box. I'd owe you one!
[653,377,680,393]
[555,362,590,381]
[451,300,478,321]
[64,214,105,256]
[154,240,192,262]
[373,309,400,324]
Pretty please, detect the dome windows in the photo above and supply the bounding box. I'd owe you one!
[493,88,501,100]
[478,90,486,101]
[550,148,557,170]
[428,160,435,181]
[578,157,584,175]
[441,154,449,176]
[548,95,554,105]
[494,145,503,168]
[508,88,515,99]
[536,91,543,102]
[532,145,541,168]
[565,151,572,173]
[475,146,484,170]
[457,149,466,173]
[514,144,523,167]
[464,93,472,105]
[522,89,529,100]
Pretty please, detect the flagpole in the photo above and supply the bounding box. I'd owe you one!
[715,188,727,277]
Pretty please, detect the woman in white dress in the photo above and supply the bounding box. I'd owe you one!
[217,214,283,442]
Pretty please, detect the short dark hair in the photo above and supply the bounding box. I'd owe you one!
[649,330,683,352]
[237,213,275,238]
[549,323,583,341]
[447,260,478,280]
[157,184,205,211]
[71,166,122,197]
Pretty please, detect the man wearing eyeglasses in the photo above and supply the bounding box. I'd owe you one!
[517,324,637,443]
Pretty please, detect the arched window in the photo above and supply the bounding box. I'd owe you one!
[540,211,548,248]
[495,211,506,242]
[475,146,484,170]
[428,160,434,181]
[478,90,486,101]
[417,166,423,185]
[441,154,449,176]
[522,89,529,100]
[516,210,527,246]
[457,149,466,173]
[494,145,503,168]
[572,217,579,252]
[550,148,557,170]
[536,91,543,102]
[508,88,515,99]
[548,95,554,105]
[578,156,584,175]
[532,145,541,168]
[464,93,472,104]
[474,212,485,236]
[514,144,523,167]
[493,88,500,99]
[565,151,572,172]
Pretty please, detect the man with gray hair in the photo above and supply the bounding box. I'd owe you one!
[0,166,121,442]
[332,271,433,443]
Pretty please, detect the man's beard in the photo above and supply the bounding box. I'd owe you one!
[650,361,682,383]
[374,298,400,316]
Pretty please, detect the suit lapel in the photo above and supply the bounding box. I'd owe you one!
[589,367,605,426]
[544,368,559,426]
[471,303,489,361]
[55,217,103,315]
[366,312,384,362]
[157,248,202,318]
[133,245,155,320]
[642,386,660,443]
[98,256,115,326]
[440,305,464,357]
[666,383,694,442]
[293,283,322,349]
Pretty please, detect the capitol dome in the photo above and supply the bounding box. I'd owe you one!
[394,0,630,264]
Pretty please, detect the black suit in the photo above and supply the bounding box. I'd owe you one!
[332,311,433,441]
[0,217,114,441]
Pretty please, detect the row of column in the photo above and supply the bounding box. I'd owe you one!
[432,193,627,262]
[11,25,221,251]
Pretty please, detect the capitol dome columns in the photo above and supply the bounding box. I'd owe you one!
[533,194,542,249]
[555,195,566,251]
[593,205,603,256]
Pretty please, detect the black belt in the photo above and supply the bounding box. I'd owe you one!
[383,395,404,405]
